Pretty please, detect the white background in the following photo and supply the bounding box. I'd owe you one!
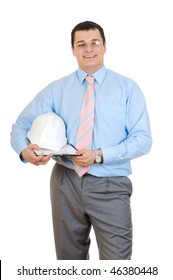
[0,0,173,279]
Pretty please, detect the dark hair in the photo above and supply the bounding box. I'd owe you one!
[71,21,106,47]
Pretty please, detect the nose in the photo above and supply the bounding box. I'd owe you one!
[85,43,93,51]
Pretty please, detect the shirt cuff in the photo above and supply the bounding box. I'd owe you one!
[101,145,122,164]
[19,152,27,163]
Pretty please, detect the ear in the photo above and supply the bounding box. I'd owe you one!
[71,46,76,57]
[103,42,106,53]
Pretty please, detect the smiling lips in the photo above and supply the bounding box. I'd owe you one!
[84,55,96,59]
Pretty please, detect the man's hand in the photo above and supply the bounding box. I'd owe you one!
[21,144,52,166]
[73,149,95,167]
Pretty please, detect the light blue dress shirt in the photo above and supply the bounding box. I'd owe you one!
[10,66,152,177]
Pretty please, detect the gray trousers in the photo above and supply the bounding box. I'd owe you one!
[50,163,133,260]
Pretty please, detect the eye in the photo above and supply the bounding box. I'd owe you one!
[91,40,101,47]
[77,42,86,48]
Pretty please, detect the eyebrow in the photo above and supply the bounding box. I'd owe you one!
[76,39,100,43]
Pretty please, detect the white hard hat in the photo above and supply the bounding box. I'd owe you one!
[27,112,67,153]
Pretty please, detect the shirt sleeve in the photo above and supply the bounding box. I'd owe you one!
[10,84,54,156]
[102,82,152,164]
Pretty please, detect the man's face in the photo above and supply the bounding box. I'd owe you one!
[72,29,106,74]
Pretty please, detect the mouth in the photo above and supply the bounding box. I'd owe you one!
[84,55,96,59]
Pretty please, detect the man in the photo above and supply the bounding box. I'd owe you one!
[10,21,152,260]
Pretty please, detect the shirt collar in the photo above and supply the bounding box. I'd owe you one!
[77,66,107,85]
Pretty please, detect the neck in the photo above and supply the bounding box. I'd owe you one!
[80,64,104,75]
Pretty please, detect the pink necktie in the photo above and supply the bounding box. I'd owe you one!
[75,76,95,177]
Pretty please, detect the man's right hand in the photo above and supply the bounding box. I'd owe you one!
[21,144,52,166]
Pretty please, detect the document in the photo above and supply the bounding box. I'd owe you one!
[34,144,79,156]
